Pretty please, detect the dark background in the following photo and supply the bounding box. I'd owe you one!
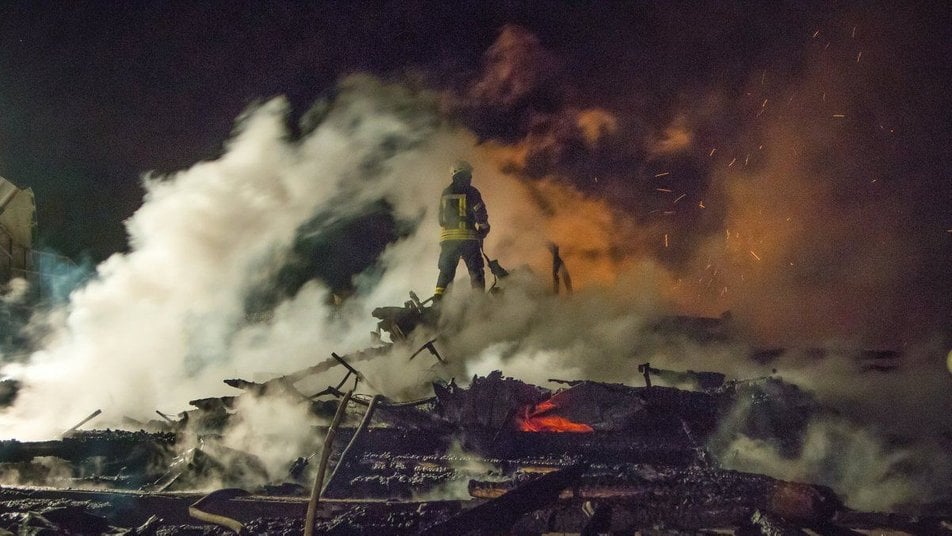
[0,1,948,277]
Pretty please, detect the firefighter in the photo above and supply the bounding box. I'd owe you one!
[434,160,489,300]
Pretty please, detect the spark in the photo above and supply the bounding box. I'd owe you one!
[673,193,686,204]
[698,201,705,208]
[852,26,857,38]
[812,30,820,38]
[654,172,670,177]
[720,287,728,297]
[750,250,761,261]
[745,153,750,166]
[709,148,716,157]
[664,234,669,248]
[656,188,672,192]
[833,114,845,118]
[761,99,768,108]
[761,70,766,85]
[856,51,862,63]
[728,158,736,167]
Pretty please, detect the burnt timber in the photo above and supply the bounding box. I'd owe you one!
[0,290,945,535]
[1,365,949,535]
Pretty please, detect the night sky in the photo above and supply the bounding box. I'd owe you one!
[0,1,949,342]
[0,1,525,259]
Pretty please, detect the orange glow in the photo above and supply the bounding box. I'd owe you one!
[515,399,594,433]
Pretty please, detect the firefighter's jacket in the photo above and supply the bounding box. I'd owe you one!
[439,182,489,242]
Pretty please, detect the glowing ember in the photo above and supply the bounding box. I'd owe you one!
[515,399,594,433]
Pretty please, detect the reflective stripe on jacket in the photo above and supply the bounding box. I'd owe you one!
[439,184,487,242]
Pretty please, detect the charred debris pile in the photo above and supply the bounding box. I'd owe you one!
[0,298,948,535]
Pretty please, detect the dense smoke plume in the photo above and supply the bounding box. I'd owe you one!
[1,9,949,510]
[0,74,644,438]
[446,18,949,349]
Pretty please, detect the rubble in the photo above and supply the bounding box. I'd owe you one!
[1,360,948,534]
[0,297,948,534]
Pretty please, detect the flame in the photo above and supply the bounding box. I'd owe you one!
[515,399,594,433]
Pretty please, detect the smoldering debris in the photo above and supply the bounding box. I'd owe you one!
[0,316,949,535]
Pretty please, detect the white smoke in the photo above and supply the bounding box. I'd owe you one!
[0,76,443,438]
[0,74,644,439]
[0,73,947,512]
[718,415,952,512]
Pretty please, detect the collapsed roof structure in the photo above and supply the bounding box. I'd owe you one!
[0,294,949,535]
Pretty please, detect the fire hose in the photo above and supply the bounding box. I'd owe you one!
[188,488,249,534]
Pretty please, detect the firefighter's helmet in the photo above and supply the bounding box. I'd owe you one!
[451,160,473,181]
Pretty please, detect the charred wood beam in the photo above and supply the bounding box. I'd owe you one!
[222,378,266,395]
[803,523,865,536]
[227,347,391,401]
[638,362,652,388]
[548,378,584,386]
[288,346,390,385]
[322,394,383,497]
[418,463,588,536]
[155,410,177,423]
[0,431,176,464]
[188,396,236,411]
[0,485,321,530]
[305,388,353,536]
[833,511,952,534]
[62,409,102,437]
[408,338,445,364]
[280,360,341,384]
[331,352,363,380]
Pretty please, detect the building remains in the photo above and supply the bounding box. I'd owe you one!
[0,176,36,285]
